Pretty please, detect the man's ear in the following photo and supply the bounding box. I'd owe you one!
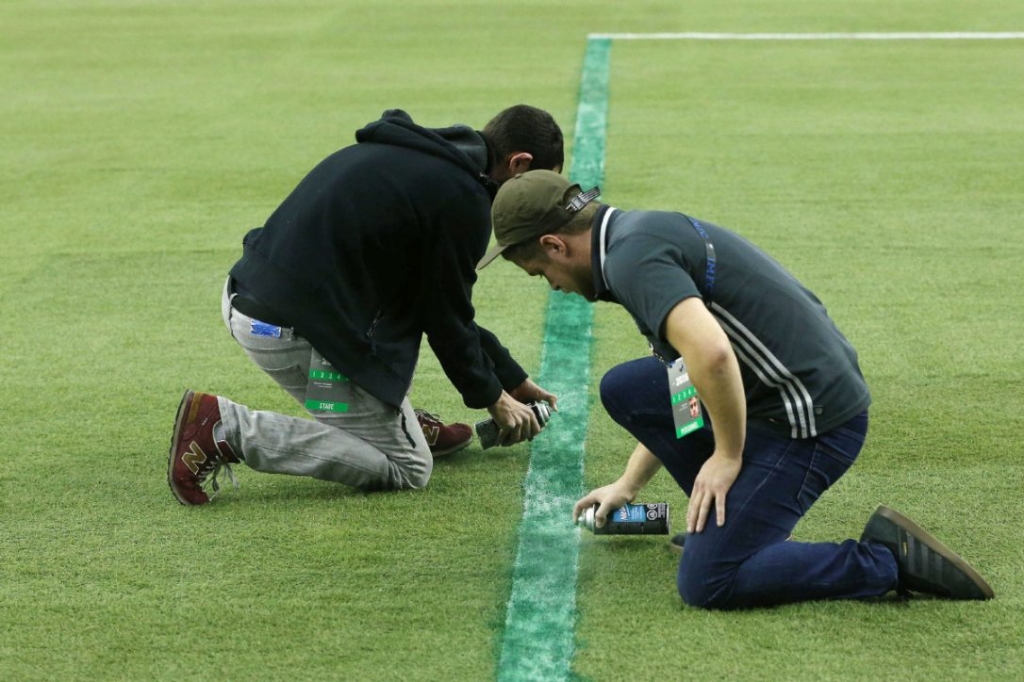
[507,152,534,174]
[538,234,567,259]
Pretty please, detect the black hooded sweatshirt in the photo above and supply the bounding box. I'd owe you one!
[228,110,527,409]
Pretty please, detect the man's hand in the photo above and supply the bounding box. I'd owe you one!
[572,482,635,529]
[509,378,558,412]
[487,391,543,446]
[573,444,662,528]
[686,451,742,533]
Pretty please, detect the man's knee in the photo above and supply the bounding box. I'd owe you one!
[677,559,735,610]
[404,461,432,490]
[600,357,666,415]
[391,446,432,489]
[600,362,639,420]
[599,366,622,404]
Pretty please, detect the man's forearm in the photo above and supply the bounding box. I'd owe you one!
[477,324,529,390]
[617,443,664,498]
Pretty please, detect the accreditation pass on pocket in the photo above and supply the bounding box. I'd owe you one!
[305,348,351,413]
[667,357,704,438]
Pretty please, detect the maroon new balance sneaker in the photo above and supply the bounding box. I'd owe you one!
[415,409,473,457]
[168,390,241,505]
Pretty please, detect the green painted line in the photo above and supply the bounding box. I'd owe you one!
[496,36,611,682]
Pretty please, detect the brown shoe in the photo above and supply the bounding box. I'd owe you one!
[415,409,472,457]
[168,391,240,505]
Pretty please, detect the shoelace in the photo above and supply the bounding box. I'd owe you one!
[193,456,240,500]
[209,462,239,498]
[414,409,444,425]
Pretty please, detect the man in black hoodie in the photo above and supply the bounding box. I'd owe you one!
[168,106,563,505]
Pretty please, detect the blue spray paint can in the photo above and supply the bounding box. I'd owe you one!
[578,502,670,535]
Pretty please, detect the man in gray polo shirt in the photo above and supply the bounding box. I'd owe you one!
[479,169,993,609]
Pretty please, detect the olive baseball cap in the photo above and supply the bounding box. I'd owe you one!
[477,170,600,269]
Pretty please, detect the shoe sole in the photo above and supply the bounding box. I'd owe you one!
[431,438,472,458]
[874,505,994,600]
[167,390,200,506]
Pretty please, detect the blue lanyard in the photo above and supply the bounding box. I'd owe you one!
[683,215,716,306]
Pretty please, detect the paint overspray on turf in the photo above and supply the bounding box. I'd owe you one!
[495,36,610,682]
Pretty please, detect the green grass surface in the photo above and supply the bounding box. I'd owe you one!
[2,1,1023,680]
[576,30,1024,682]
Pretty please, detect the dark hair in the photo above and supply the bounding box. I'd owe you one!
[482,104,564,172]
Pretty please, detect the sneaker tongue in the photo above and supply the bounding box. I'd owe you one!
[416,410,442,425]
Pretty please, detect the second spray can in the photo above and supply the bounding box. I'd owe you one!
[475,402,551,449]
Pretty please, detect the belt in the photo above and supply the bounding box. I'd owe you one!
[228,279,290,327]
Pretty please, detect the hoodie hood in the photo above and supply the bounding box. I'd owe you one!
[355,109,497,196]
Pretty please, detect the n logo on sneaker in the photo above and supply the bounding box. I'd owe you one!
[422,425,440,446]
[182,442,208,474]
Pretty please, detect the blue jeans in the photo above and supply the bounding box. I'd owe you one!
[600,357,897,609]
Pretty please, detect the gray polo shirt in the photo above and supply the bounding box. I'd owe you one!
[591,205,870,439]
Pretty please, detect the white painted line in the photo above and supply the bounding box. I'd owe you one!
[589,32,1024,41]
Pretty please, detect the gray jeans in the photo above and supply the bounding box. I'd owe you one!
[217,279,432,491]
